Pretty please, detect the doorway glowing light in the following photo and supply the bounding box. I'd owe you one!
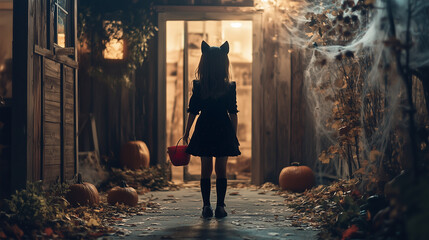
[230,22,242,28]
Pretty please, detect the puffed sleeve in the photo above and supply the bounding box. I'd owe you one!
[187,80,201,115]
[227,82,239,114]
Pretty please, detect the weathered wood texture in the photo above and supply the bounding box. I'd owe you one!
[251,13,263,184]
[156,0,254,6]
[254,13,295,184]
[33,55,42,180]
[78,37,158,166]
[43,164,61,183]
[252,13,313,184]
[276,39,292,179]
[135,37,158,165]
[290,49,316,168]
[41,58,77,184]
[43,59,62,184]
[63,65,76,181]
[7,0,78,196]
[261,14,279,183]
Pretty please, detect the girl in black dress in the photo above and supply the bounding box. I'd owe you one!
[183,40,241,218]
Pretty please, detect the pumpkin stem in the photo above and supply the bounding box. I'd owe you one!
[120,181,128,188]
[77,173,83,184]
[291,162,301,166]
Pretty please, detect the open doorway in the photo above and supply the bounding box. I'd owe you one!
[165,20,252,182]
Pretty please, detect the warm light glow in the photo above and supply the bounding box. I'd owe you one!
[58,33,65,48]
[230,22,242,28]
[103,21,124,60]
[103,39,124,59]
[261,0,268,2]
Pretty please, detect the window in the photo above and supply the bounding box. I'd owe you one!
[55,0,68,48]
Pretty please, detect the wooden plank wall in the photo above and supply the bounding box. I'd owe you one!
[255,13,313,184]
[256,12,293,184]
[39,57,77,184]
[261,13,278,184]
[135,38,158,165]
[63,66,75,180]
[6,0,77,197]
[78,36,158,166]
[291,49,316,168]
[10,0,78,189]
[43,59,62,183]
[276,37,292,179]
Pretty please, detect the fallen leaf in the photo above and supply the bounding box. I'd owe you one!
[93,208,104,212]
[43,227,54,237]
[11,225,23,238]
[229,192,240,195]
[87,218,100,227]
[342,224,359,240]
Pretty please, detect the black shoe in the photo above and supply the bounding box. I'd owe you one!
[215,205,227,218]
[202,206,213,218]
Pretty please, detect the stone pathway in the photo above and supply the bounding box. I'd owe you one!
[113,183,318,240]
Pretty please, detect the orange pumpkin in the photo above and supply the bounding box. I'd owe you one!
[279,162,315,192]
[66,174,100,206]
[120,141,150,170]
[107,181,139,207]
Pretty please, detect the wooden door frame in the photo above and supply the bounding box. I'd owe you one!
[157,6,263,184]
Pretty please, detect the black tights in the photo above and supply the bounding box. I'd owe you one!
[200,157,228,207]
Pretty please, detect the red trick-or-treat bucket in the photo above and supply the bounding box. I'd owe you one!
[167,138,190,166]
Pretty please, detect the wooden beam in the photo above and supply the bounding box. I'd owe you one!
[157,13,167,166]
[11,0,32,190]
[251,13,263,185]
[155,6,257,21]
[34,44,78,68]
[54,46,75,56]
[49,0,54,50]
[73,0,79,176]
[155,5,259,13]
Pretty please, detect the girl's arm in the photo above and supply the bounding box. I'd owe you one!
[229,113,238,134]
[183,113,196,143]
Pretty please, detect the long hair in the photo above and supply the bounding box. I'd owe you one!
[196,41,230,99]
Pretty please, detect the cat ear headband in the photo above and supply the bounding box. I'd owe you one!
[201,40,229,55]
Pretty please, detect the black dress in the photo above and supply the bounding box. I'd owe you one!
[186,80,241,157]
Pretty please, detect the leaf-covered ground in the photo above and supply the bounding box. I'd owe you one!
[2,174,427,239]
[0,165,176,239]
[0,191,164,239]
